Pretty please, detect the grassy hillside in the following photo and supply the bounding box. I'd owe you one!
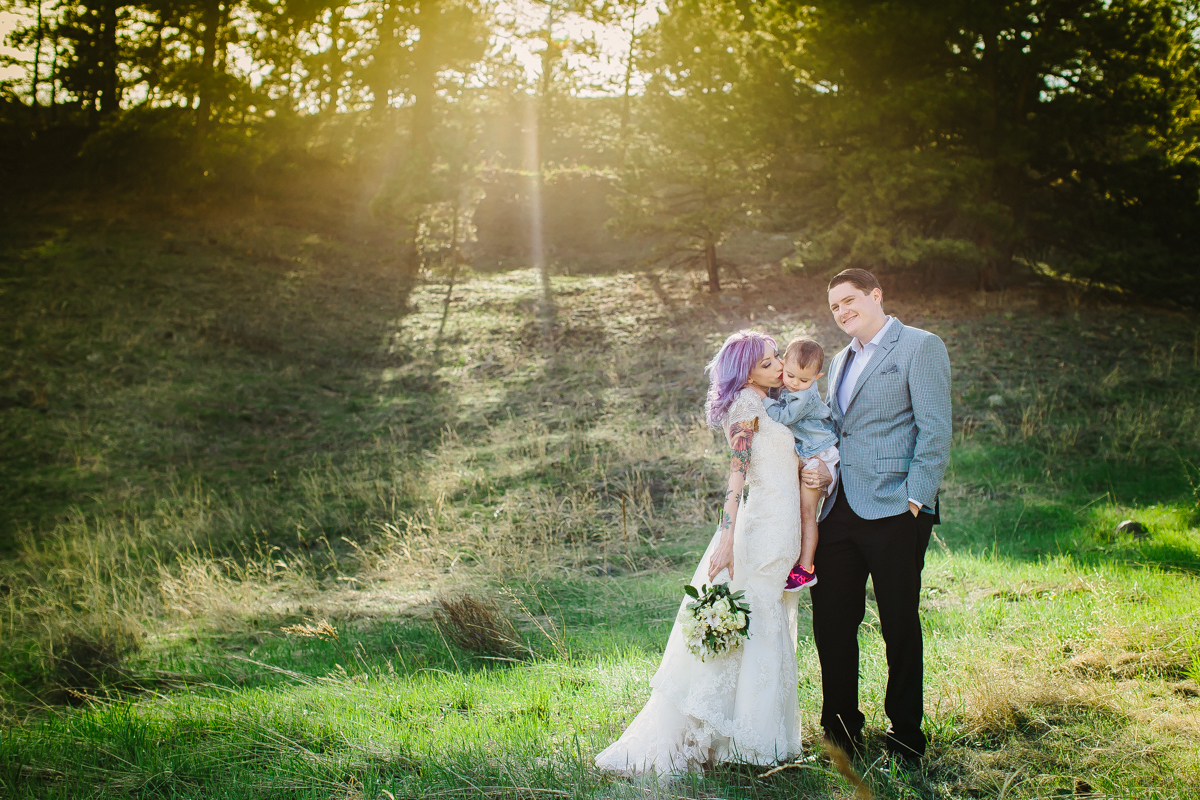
[1,207,1198,799]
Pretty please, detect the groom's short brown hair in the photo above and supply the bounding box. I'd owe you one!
[828,268,881,295]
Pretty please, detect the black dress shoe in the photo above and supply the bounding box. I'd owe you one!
[884,732,924,767]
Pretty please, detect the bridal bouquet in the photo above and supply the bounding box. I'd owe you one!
[679,582,751,661]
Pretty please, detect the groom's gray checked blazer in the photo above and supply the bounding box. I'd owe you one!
[819,319,952,522]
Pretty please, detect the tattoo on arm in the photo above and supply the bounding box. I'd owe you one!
[728,421,754,477]
[718,489,738,533]
[718,421,754,535]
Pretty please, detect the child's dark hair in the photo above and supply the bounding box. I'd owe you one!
[783,337,824,372]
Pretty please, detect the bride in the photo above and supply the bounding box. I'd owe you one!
[595,330,804,775]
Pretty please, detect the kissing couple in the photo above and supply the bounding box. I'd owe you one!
[595,268,952,775]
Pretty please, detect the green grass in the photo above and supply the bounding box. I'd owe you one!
[1,206,1199,798]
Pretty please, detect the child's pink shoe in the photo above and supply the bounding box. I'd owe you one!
[784,563,817,592]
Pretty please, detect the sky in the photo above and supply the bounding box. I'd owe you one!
[0,1,661,99]
[500,1,659,94]
[1,12,26,82]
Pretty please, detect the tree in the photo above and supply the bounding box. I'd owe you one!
[611,0,780,292]
[194,0,225,141]
[370,0,486,277]
[52,0,128,120]
[614,0,645,158]
[769,0,1200,292]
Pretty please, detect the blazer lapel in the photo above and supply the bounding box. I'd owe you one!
[844,319,904,412]
[829,345,853,423]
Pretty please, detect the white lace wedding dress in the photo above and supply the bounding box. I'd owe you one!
[595,388,803,776]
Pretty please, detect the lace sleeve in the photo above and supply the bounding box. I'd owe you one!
[722,390,762,442]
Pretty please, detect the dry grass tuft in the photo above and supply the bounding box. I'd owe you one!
[434,595,529,661]
[280,619,340,641]
[1111,650,1190,680]
[1067,649,1192,680]
[1066,651,1112,679]
[47,617,143,699]
[823,740,874,800]
[958,669,1118,740]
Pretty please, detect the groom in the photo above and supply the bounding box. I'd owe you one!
[803,269,951,764]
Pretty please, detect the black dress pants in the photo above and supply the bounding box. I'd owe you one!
[811,489,932,758]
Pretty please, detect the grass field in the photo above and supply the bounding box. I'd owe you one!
[1,205,1199,799]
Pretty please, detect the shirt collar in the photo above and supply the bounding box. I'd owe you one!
[850,316,895,354]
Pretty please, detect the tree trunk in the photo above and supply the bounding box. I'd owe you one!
[97,0,120,117]
[409,0,440,162]
[990,244,1014,290]
[394,0,441,278]
[436,204,461,342]
[373,0,400,112]
[31,0,43,109]
[323,7,343,112]
[49,30,58,121]
[706,242,720,292]
[617,0,642,163]
[216,1,229,72]
[195,0,222,141]
[145,23,163,93]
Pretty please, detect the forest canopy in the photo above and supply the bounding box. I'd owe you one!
[3,0,1200,302]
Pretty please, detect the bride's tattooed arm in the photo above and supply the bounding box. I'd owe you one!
[727,420,754,481]
[709,419,755,581]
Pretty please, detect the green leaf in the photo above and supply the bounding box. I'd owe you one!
[684,584,699,598]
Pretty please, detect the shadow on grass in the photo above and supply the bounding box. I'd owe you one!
[0,212,443,551]
[941,445,1200,574]
[128,617,524,694]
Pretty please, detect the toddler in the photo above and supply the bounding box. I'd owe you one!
[764,337,840,591]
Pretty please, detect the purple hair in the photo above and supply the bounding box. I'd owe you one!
[704,330,776,428]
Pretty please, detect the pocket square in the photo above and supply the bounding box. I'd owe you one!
[880,364,900,374]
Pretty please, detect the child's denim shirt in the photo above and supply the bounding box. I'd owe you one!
[763,385,839,459]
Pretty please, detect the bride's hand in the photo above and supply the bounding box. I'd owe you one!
[708,535,734,581]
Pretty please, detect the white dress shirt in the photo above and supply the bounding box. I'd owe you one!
[836,316,925,512]
[837,316,896,414]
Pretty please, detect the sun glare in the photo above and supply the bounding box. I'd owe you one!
[0,12,28,81]
[0,2,659,102]
[495,1,660,95]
